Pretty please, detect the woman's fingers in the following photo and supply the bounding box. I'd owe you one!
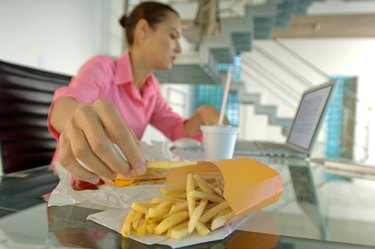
[58,99,146,181]
[113,128,146,175]
[67,118,116,180]
[199,105,230,126]
[76,102,134,178]
[59,132,100,184]
[93,100,146,176]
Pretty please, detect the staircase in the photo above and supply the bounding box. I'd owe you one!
[238,92,294,136]
[155,0,319,140]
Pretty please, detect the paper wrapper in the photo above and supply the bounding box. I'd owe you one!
[48,141,178,209]
[87,208,248,248]
[87,157,282,248]
[166,157,283,222]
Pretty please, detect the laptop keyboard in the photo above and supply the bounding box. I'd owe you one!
[254,142,291,151]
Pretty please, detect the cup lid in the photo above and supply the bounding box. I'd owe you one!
[200,125,239,134]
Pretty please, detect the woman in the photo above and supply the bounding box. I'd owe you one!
[48,1,226,185]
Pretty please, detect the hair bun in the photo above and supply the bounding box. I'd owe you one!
[119,15,127,28]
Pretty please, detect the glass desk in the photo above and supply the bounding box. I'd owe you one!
[1,156,375,248]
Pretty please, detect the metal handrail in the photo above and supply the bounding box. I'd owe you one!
[241,66,296,109]
[272,38,330,80]
[243,55,301,101]
[254,44,315,88]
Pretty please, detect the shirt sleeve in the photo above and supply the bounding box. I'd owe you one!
[149,91,187,141]
[47,55,114,140]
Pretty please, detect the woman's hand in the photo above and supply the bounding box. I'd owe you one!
[195,105,229,125]
[183,104,230,137]
[51,98,146,183]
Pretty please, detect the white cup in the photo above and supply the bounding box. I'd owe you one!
[200,125,239,160]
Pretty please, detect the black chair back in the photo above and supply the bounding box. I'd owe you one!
[0,61,71,173]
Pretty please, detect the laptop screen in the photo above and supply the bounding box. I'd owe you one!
[286,81,334,150]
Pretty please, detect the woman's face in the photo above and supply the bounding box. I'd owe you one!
[144,12,182,70]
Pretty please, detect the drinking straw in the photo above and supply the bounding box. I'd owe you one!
[218,72,232,125]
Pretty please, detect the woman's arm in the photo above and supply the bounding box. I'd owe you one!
[184,105,229,137]
[49,97,146,183]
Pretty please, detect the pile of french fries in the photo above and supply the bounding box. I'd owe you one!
[121,173,234,240]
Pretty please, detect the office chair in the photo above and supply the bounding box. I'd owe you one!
[0,60,71,174]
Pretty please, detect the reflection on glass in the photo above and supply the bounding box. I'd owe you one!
[288,164,329,240]
[48,205,122,248]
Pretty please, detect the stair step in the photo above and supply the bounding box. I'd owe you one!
[210,47,235,64]
[275,0,298,28]
[255,105,277,116]
[155,64,221,84]
[231,32,252,53]
[238,92,261,104]
[238,91,293,136]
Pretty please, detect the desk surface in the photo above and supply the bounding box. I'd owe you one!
[1,156,375,248]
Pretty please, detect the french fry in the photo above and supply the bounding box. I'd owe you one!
[131,202,152,214]
[169,201,188,215]
[211,212,234,230]
[136,218,147,237]
[155,200,174,209]
[213,208,232,219]
[146,161,197,169]
[131,211,143,230]
[188,199,208,233]
[193,174,216,195]
[170,221,190,240]
[196,221,210,236]
[154,211,189,235]
[167,220,188,238]
[147,199,173,218]
[160,186,186,196]
[169,220,189,231]
[121,209,135,237]
[146,223,156,234]
[186,173,196,217]
[150,197,167,204]
[200,201,230,223]
[147,208,169,219]
[211,186,223,196]
[188,191,225,203]
[150,197,185,204]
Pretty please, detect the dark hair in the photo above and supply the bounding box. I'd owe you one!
[119,1,179,46]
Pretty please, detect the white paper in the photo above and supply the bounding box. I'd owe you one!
[87,208,248,248]
[48,141,176,209]
[48,167,164,209]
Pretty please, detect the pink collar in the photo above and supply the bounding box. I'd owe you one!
[114,51,159,100]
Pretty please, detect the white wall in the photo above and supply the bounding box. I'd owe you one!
[0,0,123,75]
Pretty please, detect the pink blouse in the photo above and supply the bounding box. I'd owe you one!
[48,52,189,163]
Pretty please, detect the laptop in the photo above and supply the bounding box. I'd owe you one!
[234,80,336,158]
